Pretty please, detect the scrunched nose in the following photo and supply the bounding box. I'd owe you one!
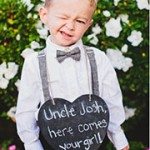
[65,21,75,31]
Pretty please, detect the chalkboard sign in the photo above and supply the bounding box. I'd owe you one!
[38,94,109,150]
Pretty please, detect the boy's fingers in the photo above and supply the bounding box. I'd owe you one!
[121,145,130,150]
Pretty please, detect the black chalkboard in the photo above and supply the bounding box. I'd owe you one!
[38,94,109,150]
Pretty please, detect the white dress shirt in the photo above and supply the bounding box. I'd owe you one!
[16,36,128,150]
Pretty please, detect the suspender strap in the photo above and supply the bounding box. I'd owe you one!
[38,51,51,102]
[86,49,99,96]
[38,47,99,102]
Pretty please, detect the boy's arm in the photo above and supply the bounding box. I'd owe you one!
[16,113,43,150]
[16,56,44,150]
[97,52,129,150]
[107,126,129,150]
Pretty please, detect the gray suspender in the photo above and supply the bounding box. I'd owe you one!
[38,48,99,103]
[86,49,99,96]
[38,51,52,101]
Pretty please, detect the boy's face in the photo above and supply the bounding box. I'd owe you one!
[40,0,95,46]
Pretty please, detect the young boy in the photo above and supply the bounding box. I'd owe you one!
[16,0,129,149]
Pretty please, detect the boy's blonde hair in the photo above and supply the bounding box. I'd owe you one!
[44,0,98,7]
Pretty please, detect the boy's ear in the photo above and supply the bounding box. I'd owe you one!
[89,19,94,27]
[87,19,93,29]
[39,7,48,24]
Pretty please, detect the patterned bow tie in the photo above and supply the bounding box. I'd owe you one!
[56,47,81,63]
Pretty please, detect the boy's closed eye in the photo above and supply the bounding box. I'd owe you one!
[56,15,87,24]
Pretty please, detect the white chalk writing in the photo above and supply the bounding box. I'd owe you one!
[44,104,76,120]
[43,101,107,121]
[47,126,73,138]
[59,132,102,150]
[78,119,107,133]
[80,101,106,115]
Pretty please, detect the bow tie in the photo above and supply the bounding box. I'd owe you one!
[56,47,81,63]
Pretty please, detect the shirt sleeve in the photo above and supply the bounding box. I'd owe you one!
[15,55,44,150]
[97,52,129,149]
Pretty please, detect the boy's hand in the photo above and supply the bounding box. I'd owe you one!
[121,145,130,150]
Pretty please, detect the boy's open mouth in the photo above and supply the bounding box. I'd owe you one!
[60,31,73,38]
